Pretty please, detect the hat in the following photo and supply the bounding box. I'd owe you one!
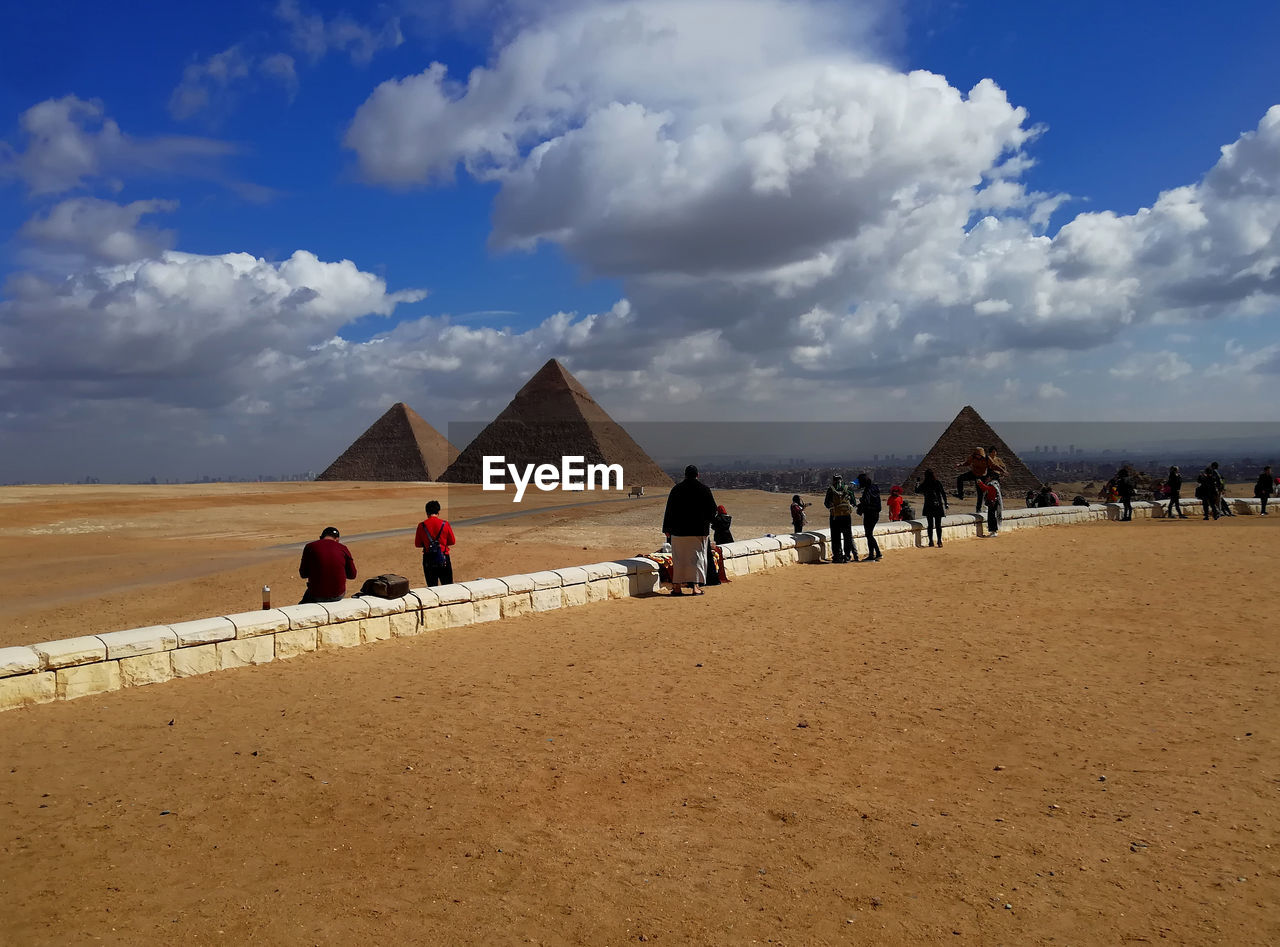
[890,484,902,495]
[320,526,340,539]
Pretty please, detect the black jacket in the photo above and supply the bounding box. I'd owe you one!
[663,477,717,537]
[712,512,734,544]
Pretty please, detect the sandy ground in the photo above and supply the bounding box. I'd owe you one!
[0,485,1277,945]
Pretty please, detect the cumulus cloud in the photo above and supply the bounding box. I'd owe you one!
[344,0,1280,394]
[20,197,179,264]
[1109,351,1193,383]
[0,96,238,196]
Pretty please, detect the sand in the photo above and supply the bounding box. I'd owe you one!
[1,485,1277,945]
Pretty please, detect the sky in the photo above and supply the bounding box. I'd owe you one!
[1,0,1278,482]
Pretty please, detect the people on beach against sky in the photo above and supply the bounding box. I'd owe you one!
[662,465,718,596]
[790,495,810,533]
[1167,466,1187,519]
[856,473,883,561]
[298,526,357,604]
[824,475,857,563]
[955,447,988,502]
[1255,466,1275,515]
[918,469,948,547]
[415,500,457,587]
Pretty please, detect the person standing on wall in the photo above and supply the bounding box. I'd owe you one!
[856,473,883,561]
[1166,466,1187,519]
[824,475,857,563]
[298,526,357,604]
[918,469,948,547]
[662,465,718,596]
[955,448,988,503]
[1255,465,1274,515]
[415,500,457,587]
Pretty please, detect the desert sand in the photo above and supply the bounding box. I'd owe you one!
[1,484,1277,945]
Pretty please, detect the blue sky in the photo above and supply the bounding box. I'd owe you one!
[1,0,1278,482]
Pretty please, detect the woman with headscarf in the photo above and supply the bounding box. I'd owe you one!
[1166,466,1187,519]
[712,504,734,544]
[856,473,883,561]
[662,465,718,596]
[918,469,948,547]
[1255,465,1275,515]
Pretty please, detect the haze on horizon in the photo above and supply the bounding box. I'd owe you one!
[2,1,1278,484]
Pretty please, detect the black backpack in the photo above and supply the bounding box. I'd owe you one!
[356,574,410,599]
[424,522,448,567]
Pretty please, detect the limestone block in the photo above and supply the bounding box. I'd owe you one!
[362,595,409,617]
[323,599,371,623]
[119,652,174,688]
[172,644,218,678]
[553,566,589,586]
[795,541,823,564]
[500,574,536,594]
[316,622,361,650]
[473,598,501,624]
[606,576,630,600]
[275,628,319,659]
[775,534,797,549]
[389,610,427,637]
[97,626,177,660]
[531,588,564,612]
[170,617,235,647]
[0,672,56,711]
[776,548,799,566]
[0,647,41,678]
[31,636,106,670]
[229,608,293,637]
[562,584,588,607]
[420,605,451,632]
[628,570,659,596]
[408,587,441,609]
[217,636,275,667]
[526,570,564,589]
[360,616,392,643]
[461,579,508,601]
[718,541,751,558]
[445,603,476,627]
[583,561,627,580]
[749,537,782,552]
[614,557,658,575]
[501,593,533,619]
[585,579,609,603]
[56,661,122,700]
[432,583,472,605]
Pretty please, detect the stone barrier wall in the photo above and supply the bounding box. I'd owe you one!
[0,498,1267,713]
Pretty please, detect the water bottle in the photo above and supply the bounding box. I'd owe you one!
[262,585,271,610]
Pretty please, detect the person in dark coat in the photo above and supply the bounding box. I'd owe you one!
[1197,466,1220,520]
[662,465,718,595]
[856,473,883,561]
[824,475,857,563]
[1165,466,1186,519]
[1210,461,1235,516]
[298,526,357,604]
[918,469,948,547]
[712,505,734,544]
[1255,465,1274,515]
[1115,466,1136,521]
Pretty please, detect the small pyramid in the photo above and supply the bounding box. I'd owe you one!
[441,359,672,486]
[316,403,458,481]
[907,406,1041,498]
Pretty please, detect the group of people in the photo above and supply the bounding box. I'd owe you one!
[297,500,460,604]
[819,473,886,562]
[1105,462,1276,521]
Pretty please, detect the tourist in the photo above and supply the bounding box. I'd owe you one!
[790,495,810,533]
[1255,466,1274,515]
[1196,467,1220,520]
[985,445,1007,485]
[1115,466,1136,522]
[662,465,718,595]
[856,473,883,561]
[981,479,1003,536]
[298,526,357,604]
[824,475,857,563]
[955,447,988,502]
[1166,466,1187,519]
[712,504,735,544]
[918,469,948,547]
[1210,462,1235,516]
[415,500,457,587]
[887,485,904,521]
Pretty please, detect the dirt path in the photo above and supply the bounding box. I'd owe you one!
[2,517,1277,945]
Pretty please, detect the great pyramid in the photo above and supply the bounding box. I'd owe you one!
[907,405,1041,499]
[317,402,458,481]
[441,359,672,486]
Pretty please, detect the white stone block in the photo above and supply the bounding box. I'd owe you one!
[56,662,121,700]
[553,566,589,586]
[275,628,318,659]
[718,541,751,558]
[97,627,177,660]
[461,578,508,601]
[445,603,476,627]
[0,672,56,711]
[362,595,409,617]
[316,622,361,649]
[361,616,392,643]
[606,576,629,599]
[531,588,564,611]
[217,636,275,667]
[229,608,293,637]
[0,647,41,678]
[389,610,426,637]
[500,594,533,619]
[432,583,472,605]
[172,644,218,678]
[526,570,564,589]
[585,579,609,603]
[583,561,627,580]
[170,617,235,647]
[323,599,371,623]
[31,636,106,670]
[563,584,588,607]
[613,558,658,575]
[420,605,450,632]
[500,574,536,594]
[408,587,441,609]
[119,652,174,688]
[628,570,659,596]
[473,599,501,623]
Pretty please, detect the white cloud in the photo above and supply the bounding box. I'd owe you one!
[0,95,238,195]
[1109,351,1193,382]
[169,47,299,120]
[20,197,178,264]
[275,0,403,64]
[1036,382,1066,400]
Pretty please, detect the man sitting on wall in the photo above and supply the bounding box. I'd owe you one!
[298,526,357,604]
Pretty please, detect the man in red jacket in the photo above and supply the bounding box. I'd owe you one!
[298,526,357,604]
